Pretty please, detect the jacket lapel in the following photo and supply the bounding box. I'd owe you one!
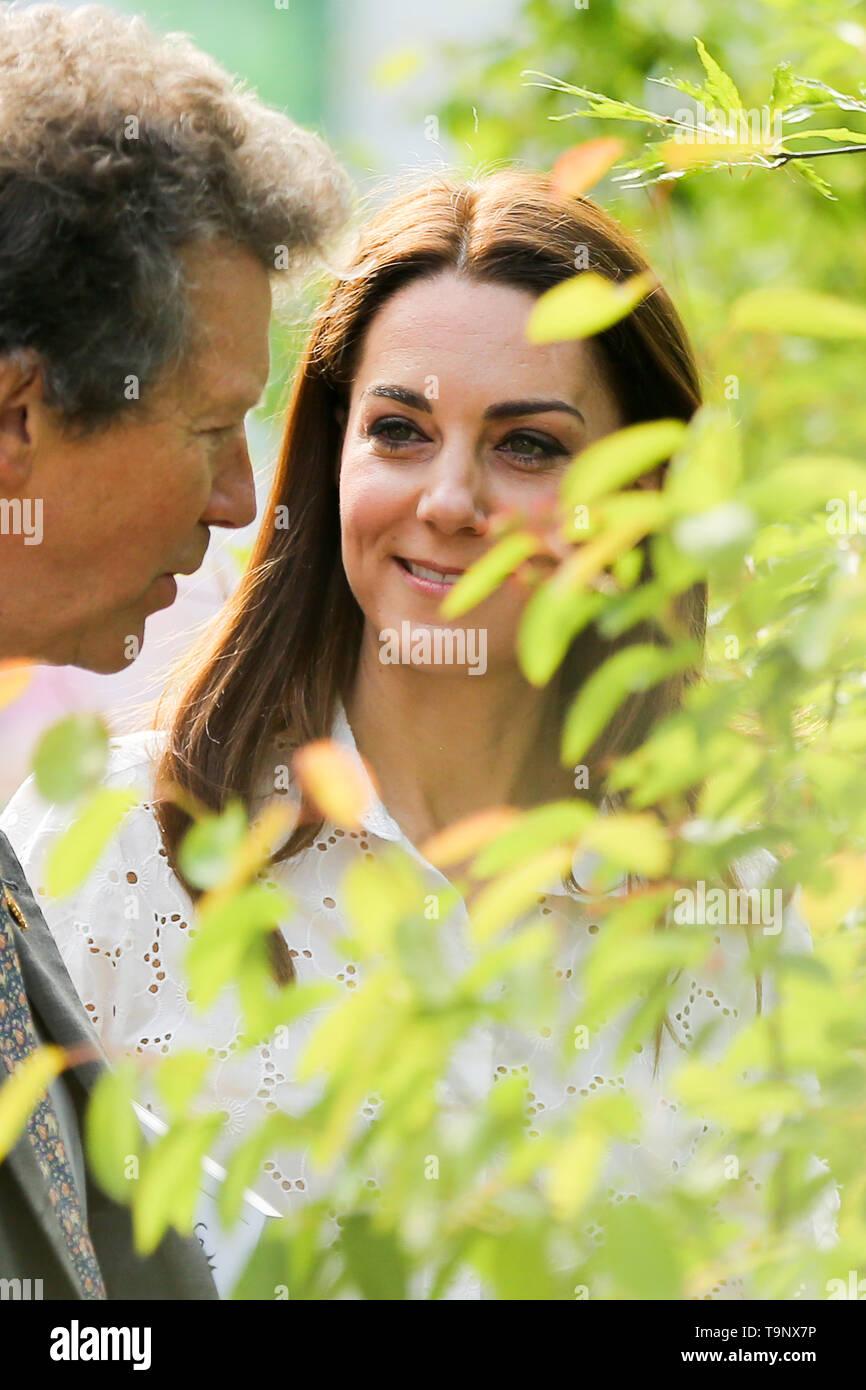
[0,834,108,1298]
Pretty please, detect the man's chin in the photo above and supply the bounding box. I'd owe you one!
[67,623,147,674]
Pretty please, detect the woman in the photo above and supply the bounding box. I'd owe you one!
[0,170,829,1297]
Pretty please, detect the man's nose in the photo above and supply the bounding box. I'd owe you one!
[202,435,258,530]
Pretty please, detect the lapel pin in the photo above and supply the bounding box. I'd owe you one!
[2,886,29,931]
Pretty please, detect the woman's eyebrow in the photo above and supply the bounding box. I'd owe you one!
[484,399,585,424]
[363,385,585,424]
[363,384,432,412]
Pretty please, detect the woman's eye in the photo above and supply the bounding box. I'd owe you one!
[501,431,567,466]
[367,417,424,449]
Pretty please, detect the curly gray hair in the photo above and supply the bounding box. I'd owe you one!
[0,2,352,430]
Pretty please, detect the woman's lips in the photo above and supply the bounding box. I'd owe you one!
[393,556,465,597]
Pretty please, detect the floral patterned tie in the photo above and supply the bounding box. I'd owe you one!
[0,885,106,1299]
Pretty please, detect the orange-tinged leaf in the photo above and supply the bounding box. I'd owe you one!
[421,807,518,869]
[0,660,33,711]
[293,739,373,830]
[551,138,625,196]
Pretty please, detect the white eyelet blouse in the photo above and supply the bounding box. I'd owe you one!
[0,702,838,1298]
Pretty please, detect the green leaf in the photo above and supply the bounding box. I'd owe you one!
[518,583,603,686]
[471,800,596,878]
[468,1224,566,1299]
[470,845,575,942]
[33,714,109,803]
[45,786,137,897]
[439,531,538,618]
[133,1114,224,1253]
[782,128,866,145]
[602,1202,683,1298]
[787,160,837,200]
[85,1063,144,1203]
[769,61,798,113]
[154,1051,211,1123]
[0,1045,66,1160]
[338,1213,409,1300]
[186,883,287,1010]
[744,456,866,521]
[786,75,866,116]
[342,847,427,952]
[546,1127,607,1220]
[522,73,672,128]
[178,801,249,891]
[729,288,866,338]
[694,37,743,111]
[562,419,687,509]
[582,811,672,877]
[672,500,756,557]
[561,641,700,764]
[527,271,656,343]
[664,407,742,513]
[648,74,709,105]
[238,977,338,1051]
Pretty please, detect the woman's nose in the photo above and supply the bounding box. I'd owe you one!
[415,454,488,534]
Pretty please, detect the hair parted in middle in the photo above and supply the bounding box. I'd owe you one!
[153,167,706,987]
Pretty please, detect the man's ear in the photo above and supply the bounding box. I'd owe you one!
[0,352,41,492]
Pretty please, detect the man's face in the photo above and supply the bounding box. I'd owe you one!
[0,239,271,672]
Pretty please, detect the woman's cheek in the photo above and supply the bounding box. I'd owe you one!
[341,461,407,550]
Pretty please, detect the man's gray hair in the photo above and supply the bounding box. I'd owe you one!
[0,2,353,430]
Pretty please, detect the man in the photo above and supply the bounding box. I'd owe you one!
[0,2,351,1297]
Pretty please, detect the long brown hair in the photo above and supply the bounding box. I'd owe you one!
[154,169,705,987]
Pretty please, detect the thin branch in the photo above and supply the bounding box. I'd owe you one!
[764,144,866,166]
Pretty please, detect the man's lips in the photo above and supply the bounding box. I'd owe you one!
[147,573,178,611]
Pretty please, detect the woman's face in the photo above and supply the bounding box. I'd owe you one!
[338,269,625,677]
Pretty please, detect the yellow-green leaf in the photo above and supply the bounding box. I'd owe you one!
[527,271,655,344]
[561,642,700,764]
[34,714,109,803]
[729,288,866,339]
[439,532,539,618]
[84,1062,143,1202]
[0,1045,66,1160]
[581,811,672,877]
[469,845,575,942]
[45,786,138,897]
[562,419,687,509]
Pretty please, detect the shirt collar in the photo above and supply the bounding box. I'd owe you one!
[330,698,405,844]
